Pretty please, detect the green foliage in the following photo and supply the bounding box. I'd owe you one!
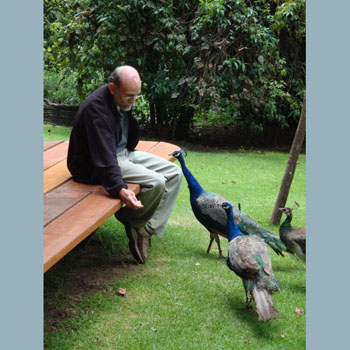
[44,69,80,104]
[132,94,151,126]
[44,0,305,136]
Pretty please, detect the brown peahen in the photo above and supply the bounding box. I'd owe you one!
[279,206,306,263]
[170,150,286,258]
[223,202,280,322]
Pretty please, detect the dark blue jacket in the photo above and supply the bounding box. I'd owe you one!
[67,84,140,198]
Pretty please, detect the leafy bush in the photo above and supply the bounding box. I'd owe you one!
[44,69,80,105]
[44,0,305,136]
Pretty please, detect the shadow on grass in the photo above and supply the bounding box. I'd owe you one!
[44,235,142,335]
[225,293,282,340]
[167,234,229,260]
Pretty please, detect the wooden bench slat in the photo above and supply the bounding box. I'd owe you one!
[44,140,64,151]
[43,141,160,194]
[44,189,91,227]
[135,140,159,152]
[49,178,102,193]
[145,141,179,161]
[42,140,172,173]
[43,182,140,272]
[44,180,141,227]
[44,160,71,194]
[44,141,69,170]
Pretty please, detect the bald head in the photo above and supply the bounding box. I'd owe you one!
[109,65,141,87]
[109,65,142,111]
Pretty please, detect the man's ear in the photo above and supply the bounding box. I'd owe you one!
[108,82,116,95]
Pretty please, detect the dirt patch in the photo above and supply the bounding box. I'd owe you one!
[141,124,304,153]
[44,239,140,335]
[189,124,298,150]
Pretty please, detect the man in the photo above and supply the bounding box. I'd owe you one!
[67,65,183,264]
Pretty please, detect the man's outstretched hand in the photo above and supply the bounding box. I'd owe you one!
[119,188,144,209]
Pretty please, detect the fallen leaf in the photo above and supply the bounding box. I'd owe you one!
[231,181,236,184]
[244,339,252,344]
[295,307,303,316]
[117,287,127,296]
[277,333,286,339]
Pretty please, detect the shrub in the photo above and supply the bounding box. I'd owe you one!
[44,0,305,136]
[44,69,80,105]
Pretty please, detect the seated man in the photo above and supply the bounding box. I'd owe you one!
[67,65,183,264]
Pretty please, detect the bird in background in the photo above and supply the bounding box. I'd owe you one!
[170,149,286,258]
[223,201,280,322]
[279,203,306,263]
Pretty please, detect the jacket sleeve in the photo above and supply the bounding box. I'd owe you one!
[85,104,128,198]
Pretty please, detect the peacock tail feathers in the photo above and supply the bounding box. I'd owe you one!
[251,287,280,322]
[196,193,286,255]
[236,211,286,256]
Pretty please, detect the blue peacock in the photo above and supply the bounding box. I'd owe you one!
[223,201,280,322]
[279,205,306,262]
[170,150,286,258]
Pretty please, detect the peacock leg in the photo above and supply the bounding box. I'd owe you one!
[206,232,215,254]
[243,280,252,309]
[214,233,224,259]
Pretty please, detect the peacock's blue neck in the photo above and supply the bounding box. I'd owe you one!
[177,154,205,199]
[226,207,244,241]
[280,214,292,231]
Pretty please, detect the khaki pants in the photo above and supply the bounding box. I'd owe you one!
[116,149,183,237]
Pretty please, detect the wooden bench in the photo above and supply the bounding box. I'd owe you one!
[44,140,180,273]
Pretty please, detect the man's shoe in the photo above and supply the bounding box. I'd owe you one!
[115,209,151,264]
[124,223,151,264]
[122,223,143,264]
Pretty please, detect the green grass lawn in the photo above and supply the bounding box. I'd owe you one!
[44,123,72,141]
[44,123,306,349]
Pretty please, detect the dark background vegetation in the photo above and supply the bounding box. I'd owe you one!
[44,0,305,148]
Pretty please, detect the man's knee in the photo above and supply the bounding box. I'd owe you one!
[151,174,166,193]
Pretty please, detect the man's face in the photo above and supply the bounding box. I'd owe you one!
[110,76,142,112]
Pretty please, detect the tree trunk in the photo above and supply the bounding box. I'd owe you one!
[270,95,306,225]
[174,105,195,139]
[149,102,155,128]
